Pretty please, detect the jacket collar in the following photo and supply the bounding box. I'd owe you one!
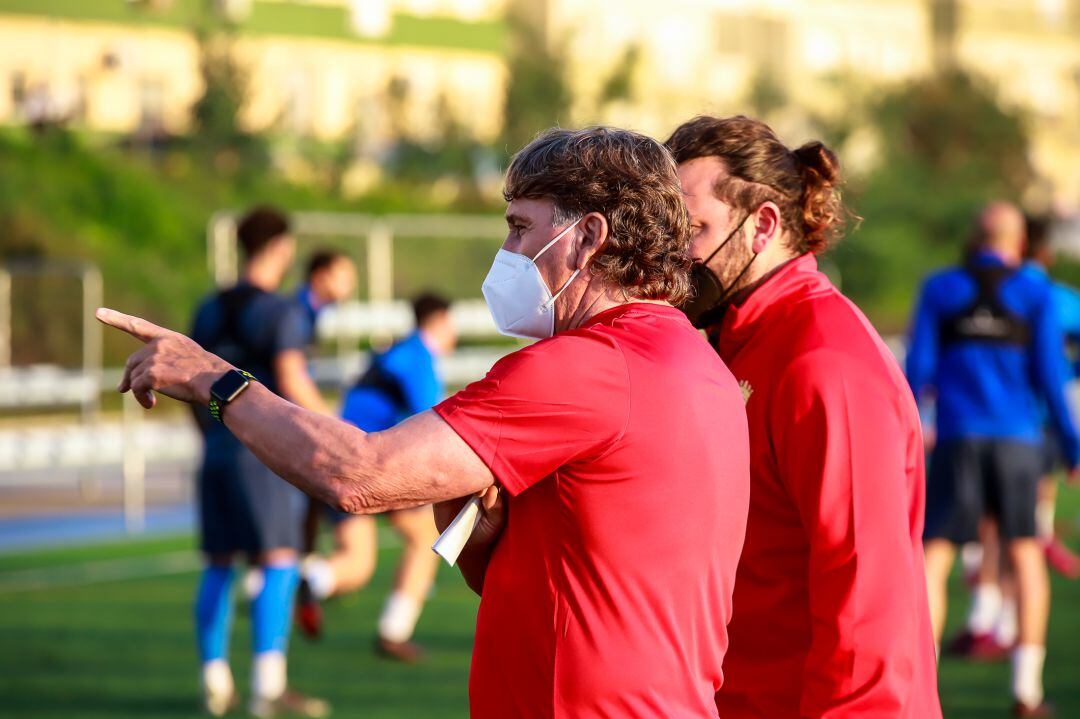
[714,253,825,360]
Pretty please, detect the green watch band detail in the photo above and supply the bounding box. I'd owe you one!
[208,370,256,423]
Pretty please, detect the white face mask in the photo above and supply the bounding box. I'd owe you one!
[482,218,583,339]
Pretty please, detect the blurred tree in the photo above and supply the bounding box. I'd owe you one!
[747,67,788,119]
[500,9,572,154]
[832,69,1032,330]
[597,44,641,108]
[189,19,268,176]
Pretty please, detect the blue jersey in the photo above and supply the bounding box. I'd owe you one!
[906,251,1080,465]
[341,331,442,432]
[1020,261,1080,377]
[191,282,308,451]
[294,284,320,347]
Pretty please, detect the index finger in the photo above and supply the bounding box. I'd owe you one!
[95,307,169,343]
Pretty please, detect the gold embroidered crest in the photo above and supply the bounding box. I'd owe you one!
[739,380,754,405]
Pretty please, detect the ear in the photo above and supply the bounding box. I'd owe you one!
[573,212,610,271]
[750,202,782,254]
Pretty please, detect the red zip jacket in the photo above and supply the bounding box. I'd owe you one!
[712,254,941,718]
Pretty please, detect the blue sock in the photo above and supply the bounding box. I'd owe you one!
[194,565,235,662]
[252,564,300,655]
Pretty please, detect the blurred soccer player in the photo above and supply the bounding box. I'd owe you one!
[189,206,328,718]
[908,202,1080,716]
[666,116,941,718]
[1022,216,1080,579]
[299,293,457,663]
[99,127,752,718]
[295,250,357,338]
[291,249,356,636]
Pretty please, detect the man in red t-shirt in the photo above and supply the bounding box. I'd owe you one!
[96,127,751,718]
[665,116,941,718]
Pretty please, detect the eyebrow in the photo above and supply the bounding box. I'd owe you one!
[504,212,530,227]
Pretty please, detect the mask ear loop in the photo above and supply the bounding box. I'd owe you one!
[531,217,584,262]
[700,211,751,267]
[699,211,759,308]
[535,217,585,310]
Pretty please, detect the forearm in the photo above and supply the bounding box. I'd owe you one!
[221,383,459,513]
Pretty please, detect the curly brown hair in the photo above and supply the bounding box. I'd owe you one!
[504,127,693,305]
[665,115,848,255]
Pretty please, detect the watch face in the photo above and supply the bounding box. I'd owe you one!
[211,370,250,403]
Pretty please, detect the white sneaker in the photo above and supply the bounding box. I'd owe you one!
[202,687,238,717]
[249,690,330,718]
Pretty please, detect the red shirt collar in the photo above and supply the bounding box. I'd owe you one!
[578,301,683,330]
[715,253,824,358]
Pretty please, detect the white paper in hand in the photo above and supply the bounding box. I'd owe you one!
[432,496,482,566]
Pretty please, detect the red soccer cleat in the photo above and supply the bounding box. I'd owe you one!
[1043,537,1080,580]
[1013,699,1055,717]
[944,631,1010,662]
[294,579,323,641]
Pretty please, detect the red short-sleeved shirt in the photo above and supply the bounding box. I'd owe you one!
[435,303,750,719]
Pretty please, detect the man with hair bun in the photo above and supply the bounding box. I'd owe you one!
[666,115,941,718]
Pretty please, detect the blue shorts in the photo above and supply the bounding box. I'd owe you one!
[198,445,305,555]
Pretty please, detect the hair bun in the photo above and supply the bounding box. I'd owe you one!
[793,141,840,185]
[792,141,843,253]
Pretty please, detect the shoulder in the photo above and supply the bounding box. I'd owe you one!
[191,294,221,333]
[921,266,966,296]
[1004,268,1053,310]
[383,334,428,368]
[488,330,624,386]
[774,344,902,422]
[779,289,903,389]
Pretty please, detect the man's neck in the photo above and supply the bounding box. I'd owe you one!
[418,328,441,356]
[561,281,669,332]
[242,262,282,293]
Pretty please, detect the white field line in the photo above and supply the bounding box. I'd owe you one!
[0,527,403,594]
[0,551,199,594]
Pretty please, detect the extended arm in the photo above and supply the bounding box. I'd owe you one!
[224,385,494,513]
[905,280,939,403]
[97,308,495,514]
[274,349,333,416]
[1031,290,1080,468]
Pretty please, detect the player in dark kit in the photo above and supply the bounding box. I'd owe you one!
[189,206,329,718]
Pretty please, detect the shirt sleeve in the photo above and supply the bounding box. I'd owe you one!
[905,278,939,403]
[772,349,926,718]
[434,335,630,496]
[271,301,310,355]
[189,298,215,348]
[1030,283,1080,467]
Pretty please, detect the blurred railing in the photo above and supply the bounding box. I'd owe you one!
[208,211,508,299]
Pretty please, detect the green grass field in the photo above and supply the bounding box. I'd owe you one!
[2,492,1080,718]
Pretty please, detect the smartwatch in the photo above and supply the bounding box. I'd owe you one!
[208,369,257,423]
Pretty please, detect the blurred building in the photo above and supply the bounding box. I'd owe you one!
[0,0,1077,201]
[533,0,1080,204]
[0,0,508,147]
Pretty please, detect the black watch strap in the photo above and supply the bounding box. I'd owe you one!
[208,369,256,423]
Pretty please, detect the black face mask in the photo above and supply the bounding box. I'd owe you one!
[680,214,758,329]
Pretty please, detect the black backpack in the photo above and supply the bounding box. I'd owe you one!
[939,264,1031,348]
